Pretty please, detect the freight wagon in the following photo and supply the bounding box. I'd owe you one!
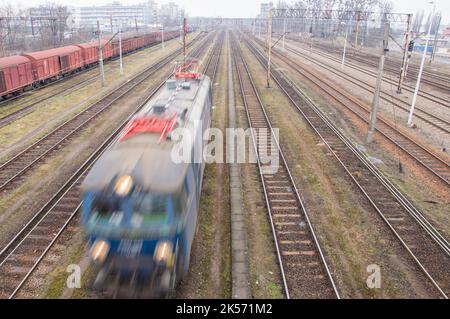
[22,45,84,83]
[75,40,114,66]
[0,29,190,99]
[0,56,34,97]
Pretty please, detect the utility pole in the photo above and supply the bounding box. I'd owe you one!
[396,13,412,93]
[135,17,138,32]
[258,19,261,38]
[366,22,389,143]
[354,12,360,48]
[282,18,286,50]
[183,17,187,66]
[341,23,348,69]
[97,20,105,87]
[119,24,123,76]
[408,2,435,127]
[430,14,441,64]
[161,25,165,49]
[180,20,183,42]
[266,10,273,88]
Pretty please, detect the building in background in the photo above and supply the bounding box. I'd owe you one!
[75,2,146,31]
[144,0,159,25]
[159,1,182,26]
[2,1,183,54]
[259,2,274,18]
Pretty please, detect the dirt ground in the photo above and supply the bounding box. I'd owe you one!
[13,33,232,299]
[5,28,448,299]
[255,36,450,240]
[176,32,231,298]
[239,36,440,298]
[281,38,450,157]
[0,33,199,160]
[231,37,285,298]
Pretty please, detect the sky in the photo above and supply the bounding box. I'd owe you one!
[2,0,450,23]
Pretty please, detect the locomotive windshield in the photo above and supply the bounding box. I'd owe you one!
[84,188,187,237]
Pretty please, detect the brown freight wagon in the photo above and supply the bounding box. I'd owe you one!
[75,40,113,67]
[22,45,84,82]
[112,33,145,56]
[0,55,34,98]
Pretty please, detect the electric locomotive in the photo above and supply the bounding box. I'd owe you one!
[80,61,212,295]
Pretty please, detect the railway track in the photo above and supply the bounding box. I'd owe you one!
[0,33,210,194]
[231,33,340,299]
[282,36,450,109]
[0,38,172,118]
[309,40,450,93]
[242,31,450,298]
[251,36,450,186]
[319,46,450,109]
[278,41,450,134]
[0,31,222,299]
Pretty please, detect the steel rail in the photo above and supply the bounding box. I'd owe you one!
[0,33,210,193]
[252,36,450,186]
[232,32,340,299]
[0,31,222,299]
[278,43,450,134]
[0,37,172,111]
[243,32,449,298]
[288,39,450,108]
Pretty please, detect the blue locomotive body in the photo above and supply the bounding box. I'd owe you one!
[80,72,212,294]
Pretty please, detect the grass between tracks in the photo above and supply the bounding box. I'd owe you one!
[238,39,435,298]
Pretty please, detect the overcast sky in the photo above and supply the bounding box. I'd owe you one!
[2,0,450,23]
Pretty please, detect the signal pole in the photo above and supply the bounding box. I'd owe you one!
[430,13,441,64]
[119,25,123,76]
[397,13,412,93]
[161,25,165,49]
[366,21,389,143]
[97,20,105,87]
[354,12,360,48]
[183,18,187,66]
[341,22,348,69]
[408,2,435,127]
[266,10,273,88]
[258,19,261,38]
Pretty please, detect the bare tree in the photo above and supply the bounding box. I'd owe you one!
[30,2,69,47]
[378,0,394,14]
[412,10,424,34]
[423,11,431,34]
[276,0,291,9]
[430,11,441,35]
[0,3,28,55]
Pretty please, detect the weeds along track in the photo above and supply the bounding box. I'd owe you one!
[242,31,449,298]
[249,35,450,186]
[231,32,340,299]
[277,41,450,134]
[299,42,450,109]
[0,38,179,125]
[0,31,224,299]
[0,33,210,194]
[290,38,450,94]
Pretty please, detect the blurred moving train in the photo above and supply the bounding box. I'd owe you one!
[0,30,181,99]
[80,61,212,295]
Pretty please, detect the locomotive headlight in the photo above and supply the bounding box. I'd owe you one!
[90,239,110,264]
[154,241,173,266]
